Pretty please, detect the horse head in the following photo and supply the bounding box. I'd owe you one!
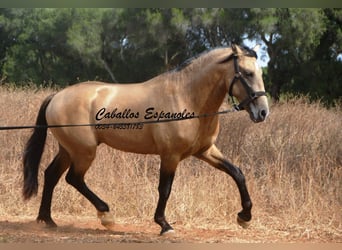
[224,44,269,123]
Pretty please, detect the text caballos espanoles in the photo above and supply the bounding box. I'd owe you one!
[95,107,195,122]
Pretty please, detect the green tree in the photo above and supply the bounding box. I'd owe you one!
[99,8,190,82]
[65,9,115,82]
[1,9,73,85]
[248,8,328,101]
[0,9,114,85]
[0,9,17,82]
[99,8,251,82]
[0,8,340,105]
[184,8,249,52]
[308,8,342,103]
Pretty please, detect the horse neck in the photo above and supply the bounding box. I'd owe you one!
[175,63,232,115]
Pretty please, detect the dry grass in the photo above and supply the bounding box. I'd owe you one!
[0,85,341,241]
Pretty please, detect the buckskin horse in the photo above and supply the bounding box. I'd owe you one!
[23,44,269,235]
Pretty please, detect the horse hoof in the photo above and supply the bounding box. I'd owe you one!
[237,215,251,229]
[161,229,175,236]
[36,216,58,228]
[97,211,115,229]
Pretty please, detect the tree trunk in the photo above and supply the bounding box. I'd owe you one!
[100,58,117,83]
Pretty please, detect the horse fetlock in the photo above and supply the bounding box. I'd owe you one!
[242,200,253,211]
[154,215,174,235]
[97,211,115,229]
[154,214,165,223]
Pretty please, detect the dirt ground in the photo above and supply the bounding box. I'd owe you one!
[0,215,340,243]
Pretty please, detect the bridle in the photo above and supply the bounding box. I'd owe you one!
[227,54,267,111]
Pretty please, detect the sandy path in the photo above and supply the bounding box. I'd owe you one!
[0,216,339,243]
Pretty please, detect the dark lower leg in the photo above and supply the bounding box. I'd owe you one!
[196,145,252,227]
[37,155,69,227]
[222,160,252,221]
[154,170,175,235]
[65,166,109,213]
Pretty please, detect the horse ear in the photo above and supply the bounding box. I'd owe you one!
[252,44,261,53]
[231,43,242,55]
[231,43,238,54]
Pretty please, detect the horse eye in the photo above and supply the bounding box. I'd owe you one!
[245,71,254,78]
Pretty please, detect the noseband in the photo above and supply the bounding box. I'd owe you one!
[228,54,267,111]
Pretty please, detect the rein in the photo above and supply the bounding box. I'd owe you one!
[228,55,267,111]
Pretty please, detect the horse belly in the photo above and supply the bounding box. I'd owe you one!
[96,129,158,154]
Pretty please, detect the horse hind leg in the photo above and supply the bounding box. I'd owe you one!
[65,154,114,229]
[37,146,71,227]
[154,156,179,235]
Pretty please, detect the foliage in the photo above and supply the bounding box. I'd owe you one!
[248,8,341,104]
[0,8,340,104]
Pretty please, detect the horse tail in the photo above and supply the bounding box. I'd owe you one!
[23,94,55,200]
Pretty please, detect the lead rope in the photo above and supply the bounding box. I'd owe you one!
[0,107,238,131]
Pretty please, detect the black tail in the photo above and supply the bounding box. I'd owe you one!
[23,94,55,200]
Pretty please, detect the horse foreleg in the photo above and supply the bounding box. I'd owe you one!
[37,148,70,227]
[154,158,178,235]
[196,144,252,228]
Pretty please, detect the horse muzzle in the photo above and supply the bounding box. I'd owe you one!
[247,97,269,123]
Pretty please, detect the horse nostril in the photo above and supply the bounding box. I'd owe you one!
[260,109,267,120]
